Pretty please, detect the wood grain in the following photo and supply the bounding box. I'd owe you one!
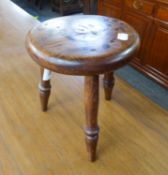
[26,15,140,75]
[84,75,99,161]
[1,0,168,174]
[98,0,168,88]
[39,67,51,111]
[25,12,140,161]
[103,72,115,100]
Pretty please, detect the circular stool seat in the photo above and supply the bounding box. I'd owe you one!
[25,15,140,162]
[26,15,139,75]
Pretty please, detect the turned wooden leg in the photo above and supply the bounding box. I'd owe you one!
[103,72,115,100]
[84,75,99,162]
[39,68,51,111]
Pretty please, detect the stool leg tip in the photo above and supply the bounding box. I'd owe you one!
[40,91,50,112]
[89,153,97,162]
[42,106,48,112]
[103,72,115,101]
[105,93,112,101]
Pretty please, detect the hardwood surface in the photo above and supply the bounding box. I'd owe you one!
[26,15,139,75]
[1,0,168,173]
[98,0,168,89]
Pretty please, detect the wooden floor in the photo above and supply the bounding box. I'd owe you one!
[0,1,168,174]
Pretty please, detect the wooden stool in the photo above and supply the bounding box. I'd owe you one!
[26,15,140,162]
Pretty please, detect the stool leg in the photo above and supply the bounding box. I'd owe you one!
[84,75,99,162]
[39,68,51,111]
[103,72,115,100]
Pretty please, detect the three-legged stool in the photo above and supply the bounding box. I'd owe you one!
[26,15,140,161]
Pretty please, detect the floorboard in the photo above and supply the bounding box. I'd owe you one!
[0,1,168,174]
